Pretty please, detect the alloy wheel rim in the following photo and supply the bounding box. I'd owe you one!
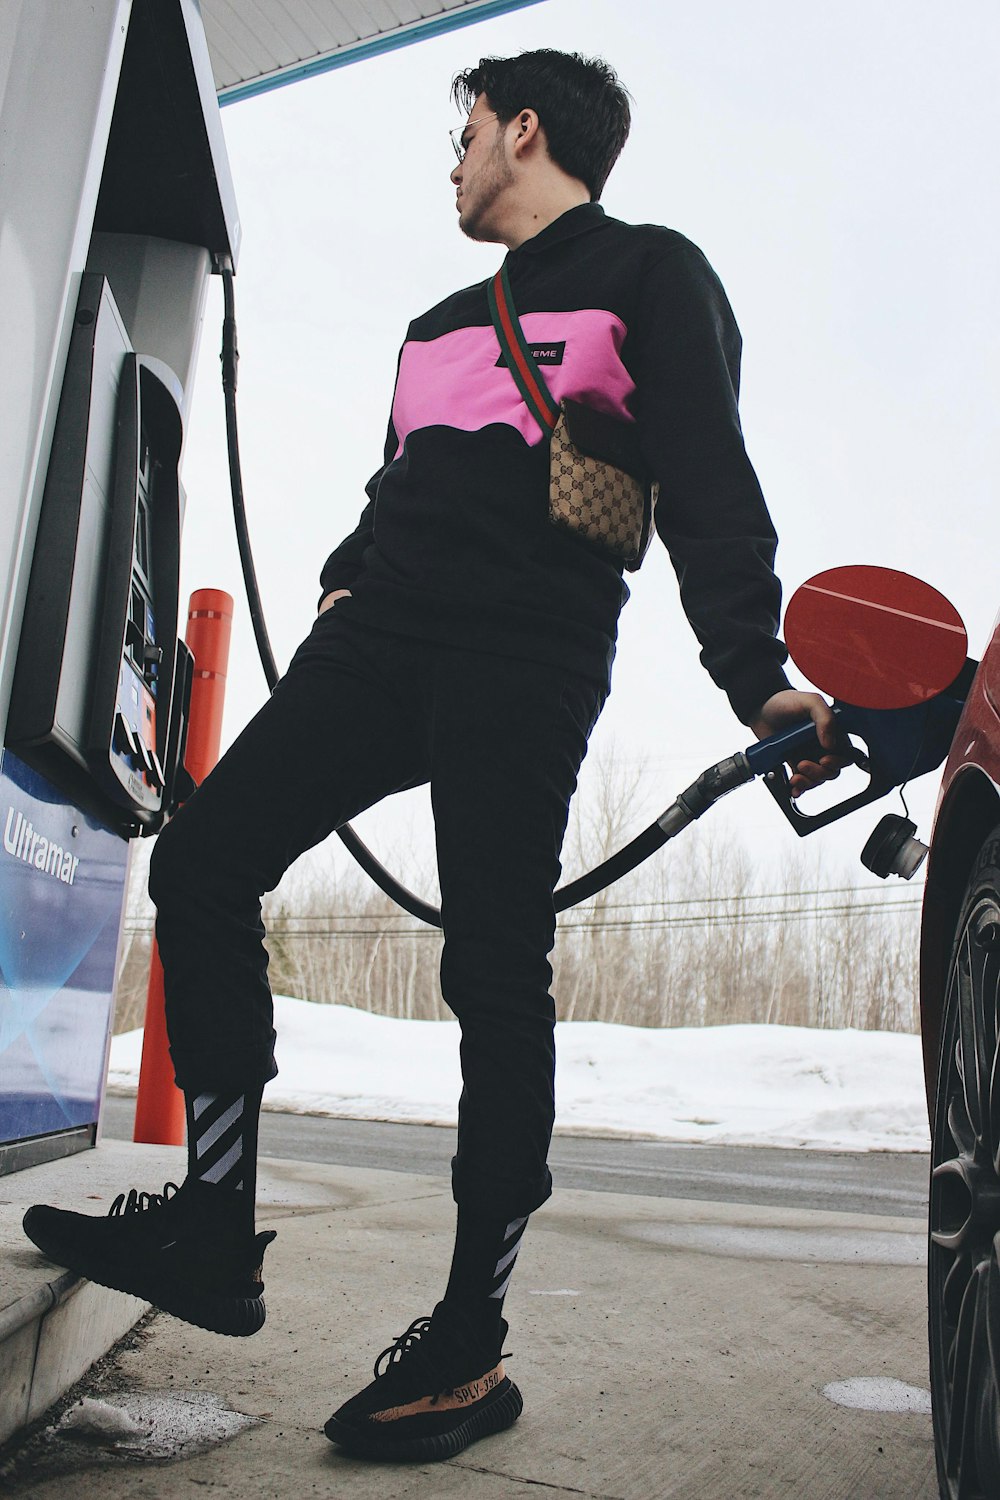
[930,891,1000,1497]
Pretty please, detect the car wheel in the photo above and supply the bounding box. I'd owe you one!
[929,829,1000,1498]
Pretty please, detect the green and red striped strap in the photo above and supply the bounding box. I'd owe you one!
[488,261,561,437]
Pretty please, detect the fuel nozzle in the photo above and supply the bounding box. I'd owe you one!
[860,814,929,881]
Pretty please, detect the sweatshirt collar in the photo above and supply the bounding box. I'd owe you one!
[509,201,607,258]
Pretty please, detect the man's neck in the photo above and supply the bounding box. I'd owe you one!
[500,185,591,251]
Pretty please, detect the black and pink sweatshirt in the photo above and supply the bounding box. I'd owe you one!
[319,202,791,723]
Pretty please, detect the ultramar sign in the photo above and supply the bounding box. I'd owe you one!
[3,807,80,885]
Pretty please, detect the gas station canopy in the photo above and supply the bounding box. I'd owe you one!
[202,0,547,106]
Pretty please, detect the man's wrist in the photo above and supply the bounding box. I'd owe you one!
[318,588,352,615]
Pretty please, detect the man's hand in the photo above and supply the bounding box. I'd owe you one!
[319,589,352,615]
[749,690,844,799]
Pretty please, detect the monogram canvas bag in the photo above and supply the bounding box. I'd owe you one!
[488,263,658,571]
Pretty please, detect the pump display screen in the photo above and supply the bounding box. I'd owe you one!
[126,425,158,693]
[111,416,167,803]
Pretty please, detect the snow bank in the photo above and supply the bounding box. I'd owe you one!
[108,995,929,1152]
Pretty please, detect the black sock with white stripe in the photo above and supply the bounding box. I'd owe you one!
[183,1085,262,1232]
[442,1205,529,1343]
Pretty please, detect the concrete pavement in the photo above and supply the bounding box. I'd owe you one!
[1,1140,938,1497]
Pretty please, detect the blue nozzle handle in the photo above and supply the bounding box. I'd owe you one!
[744,666,972,836]
[760,758,895,834]
[748,702,900,836]
[743,704,860,777]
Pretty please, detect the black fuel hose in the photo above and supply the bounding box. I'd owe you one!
[221,269,279,690]
[554,822,669,911]
[218,266,725,928]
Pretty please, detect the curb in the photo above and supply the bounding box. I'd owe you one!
[0,1269,148,1446]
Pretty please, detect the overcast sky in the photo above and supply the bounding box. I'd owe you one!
[178,0,999,891]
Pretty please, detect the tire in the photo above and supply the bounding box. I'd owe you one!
[929,829,1000,1498]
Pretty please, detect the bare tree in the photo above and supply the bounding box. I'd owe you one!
[114,747,921,1035]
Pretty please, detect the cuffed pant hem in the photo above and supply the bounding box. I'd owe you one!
[450,1159,553,1218]
[169,1039,278,1096]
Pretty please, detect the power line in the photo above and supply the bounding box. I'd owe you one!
[122,882,921,931]
[122,897,920,941]
[555,882,921,910]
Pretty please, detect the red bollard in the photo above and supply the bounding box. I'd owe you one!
[183,589,235,785]
[133,947,180,1144]
[133,589,234,1145]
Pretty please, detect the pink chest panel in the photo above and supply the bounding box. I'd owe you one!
[392,309,636,456]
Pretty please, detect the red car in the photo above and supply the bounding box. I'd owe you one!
[776,565,996,1496]
[921,611,1000,1497]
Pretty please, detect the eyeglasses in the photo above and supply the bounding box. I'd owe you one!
[449,112,498,163]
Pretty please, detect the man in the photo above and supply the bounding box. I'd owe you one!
[24,50,839,1463]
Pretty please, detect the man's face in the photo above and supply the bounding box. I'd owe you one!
[450,95,514,243]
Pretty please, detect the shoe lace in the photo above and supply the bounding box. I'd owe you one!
[371,1315,510,1405]
[373,1316,435,1382]
[108,1182,180,1218]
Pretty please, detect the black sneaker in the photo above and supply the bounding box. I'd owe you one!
[22,1180,276,1337]
[324,1302,523,1462]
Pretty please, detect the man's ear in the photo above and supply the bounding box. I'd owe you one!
[511,109,543,157]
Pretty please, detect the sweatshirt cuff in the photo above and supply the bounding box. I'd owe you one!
[726,661,794,727]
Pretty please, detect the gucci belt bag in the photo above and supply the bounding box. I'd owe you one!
[488,262,658,571]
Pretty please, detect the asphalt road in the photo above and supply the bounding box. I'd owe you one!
[101,1094,930,1219]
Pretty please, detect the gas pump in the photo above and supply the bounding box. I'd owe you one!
[0,0,237,1173]
[6,273,191,834]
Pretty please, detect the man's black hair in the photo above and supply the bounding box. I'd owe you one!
[451,50,631,202]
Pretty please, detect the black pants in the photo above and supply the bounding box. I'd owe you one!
[148,611,605,1218]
